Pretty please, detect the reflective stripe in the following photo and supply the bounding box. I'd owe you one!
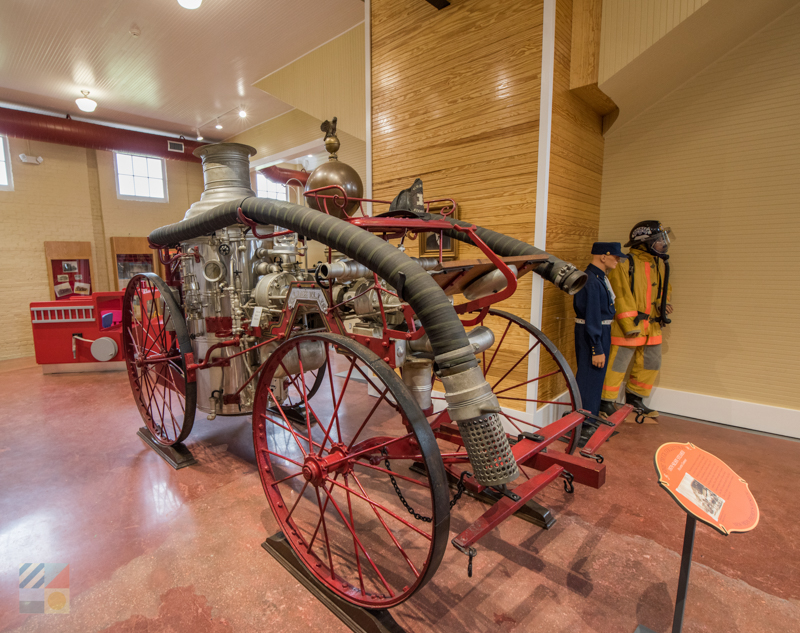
[646,335,662,345]
[575,319,612,325]
[616,311,637,319]
[612,335,647,346]
[629,377,654,389]
[645,261,652,311]
[603,384,620,392]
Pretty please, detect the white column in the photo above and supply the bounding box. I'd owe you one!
[527,0,557,427]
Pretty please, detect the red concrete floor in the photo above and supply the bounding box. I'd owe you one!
[1,356,799,633]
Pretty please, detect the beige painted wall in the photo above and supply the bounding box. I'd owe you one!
[599,4,800,409]
[599,0,708,83]
[254,23,366,141]
[0,136,203,361]
[228,109,367,190]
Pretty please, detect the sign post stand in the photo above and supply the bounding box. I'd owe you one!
[672,514,696,633]
[635,442,759,633]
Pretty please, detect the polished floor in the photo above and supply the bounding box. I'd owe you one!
[1,356,798,633]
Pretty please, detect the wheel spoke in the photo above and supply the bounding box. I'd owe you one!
[350,471,422,579]
[259,447,304,469]
[314,487,336,581]
[345,475,367,595]
[491,340,541,391]
[319,483,395,597]
[484,320,512,376]
[264,387,308,457]
[492,368,561,395]
[346,387,390,451]
[326,476,432,541]
[352,461,430,489]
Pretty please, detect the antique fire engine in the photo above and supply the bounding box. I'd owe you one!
[124,124,631,609]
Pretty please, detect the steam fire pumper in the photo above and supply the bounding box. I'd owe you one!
[126,135,632,609]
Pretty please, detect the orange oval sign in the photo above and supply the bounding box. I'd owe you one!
[654,442,759,535]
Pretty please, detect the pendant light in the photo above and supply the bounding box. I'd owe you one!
[178,0,202,9]
[75,91,97,113]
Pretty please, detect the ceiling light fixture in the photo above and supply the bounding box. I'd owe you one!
[238,108,247,118]
[177,0,202,9]
[215,118,222,130]
[75,90,97,113]
[196,130,204,141]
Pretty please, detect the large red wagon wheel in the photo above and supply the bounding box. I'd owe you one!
[122,273,196,446]
[253,333,449,608]
[435,308,582,454]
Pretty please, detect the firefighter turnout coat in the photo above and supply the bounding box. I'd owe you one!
[607,247,671,347]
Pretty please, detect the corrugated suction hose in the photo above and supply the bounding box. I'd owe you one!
[404,211,588,295]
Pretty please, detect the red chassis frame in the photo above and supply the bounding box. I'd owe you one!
[146,187,632,555]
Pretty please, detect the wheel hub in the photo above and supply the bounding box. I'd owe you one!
[302,444,353,486]
[302,457,328,487]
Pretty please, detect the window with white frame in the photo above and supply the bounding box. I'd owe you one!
[114,152,167,201]
[256,172,287,201]
[0,136,13,191]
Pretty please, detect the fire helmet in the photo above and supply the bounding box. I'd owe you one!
[624,220,673,255]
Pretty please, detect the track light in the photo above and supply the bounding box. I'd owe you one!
[196,130,204,141]
[238,108,247,118]
[75,90,97,113]
[178,0,202,9]
[215,118,222,130]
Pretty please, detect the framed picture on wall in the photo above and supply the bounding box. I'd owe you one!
[419,202,459,260]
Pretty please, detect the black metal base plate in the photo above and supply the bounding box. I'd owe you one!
[137,427,197,469]
[262,532,406,633]
[410,462,556,530]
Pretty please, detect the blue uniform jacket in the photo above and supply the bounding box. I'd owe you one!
[573,264,616,356]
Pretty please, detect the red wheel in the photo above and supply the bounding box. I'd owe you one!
[123,273,196,446]
[435,309,582,454]
[253,333,449,608]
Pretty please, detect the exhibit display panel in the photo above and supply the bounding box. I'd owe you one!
[43,241,96,302]
[110,236,159,291]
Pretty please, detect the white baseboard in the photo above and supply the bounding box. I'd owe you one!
[642,386,799,439]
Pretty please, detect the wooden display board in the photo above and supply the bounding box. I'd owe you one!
[44,241,96,301]
[109,237,160,291]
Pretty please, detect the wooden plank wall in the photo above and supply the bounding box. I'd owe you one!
[371,0,544,410]
[540,0,605,403]
[371,0,604,409]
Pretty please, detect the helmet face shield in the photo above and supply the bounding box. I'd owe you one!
[650,227,672,254]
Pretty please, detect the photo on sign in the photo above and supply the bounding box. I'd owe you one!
[57,274,69,283]
[62,261,79,273]
[54,282,73,298]
[677,472,725,520]
[74,274,82,281]
[73,282,91,296]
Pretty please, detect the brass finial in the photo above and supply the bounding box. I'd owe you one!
[321,117,340,159]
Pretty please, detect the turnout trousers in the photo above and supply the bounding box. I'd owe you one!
[601,342,662,400]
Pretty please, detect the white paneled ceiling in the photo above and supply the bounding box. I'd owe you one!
[0,0,365,142]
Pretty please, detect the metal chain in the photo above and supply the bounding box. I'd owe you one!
[383,449,471,523]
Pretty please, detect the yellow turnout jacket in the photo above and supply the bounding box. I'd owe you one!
[607,247,671,346]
